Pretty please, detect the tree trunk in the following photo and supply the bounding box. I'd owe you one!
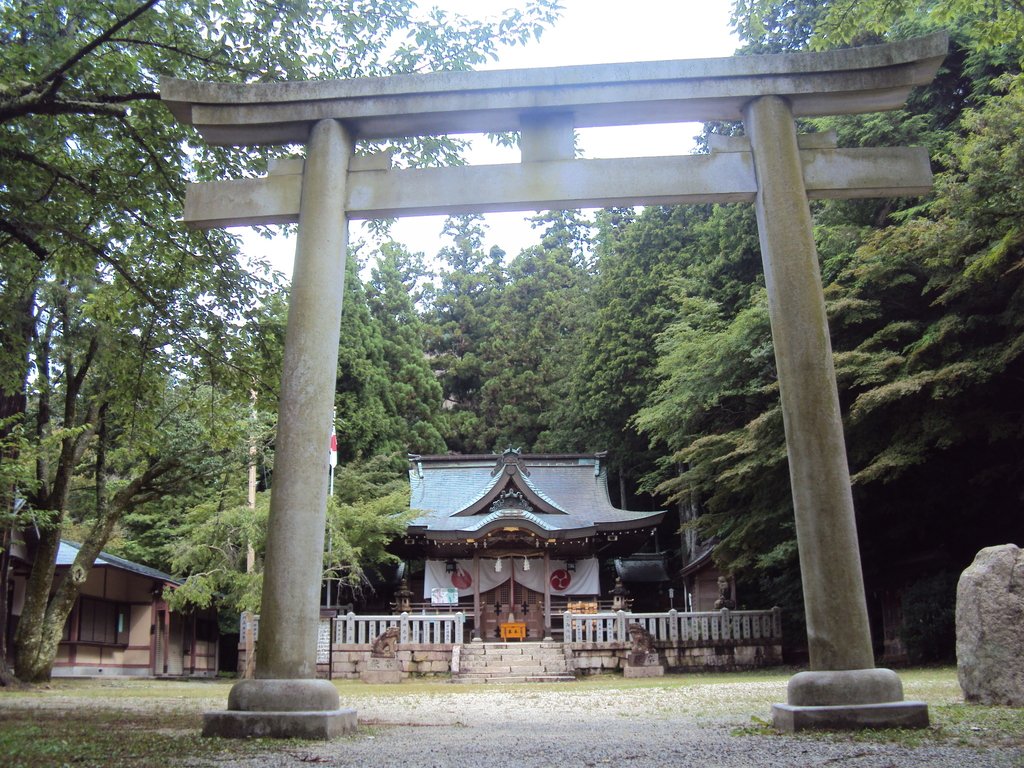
[12,526,62,682]
[0,285,36,684]
[14,436,177,682]
[12,321,101,682]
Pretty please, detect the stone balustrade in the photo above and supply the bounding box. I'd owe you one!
[333,611,465,646]
[562,608,782,645]
[239,608,781,679]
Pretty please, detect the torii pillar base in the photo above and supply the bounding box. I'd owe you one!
[771,669,929,732]
[202,679,356,740]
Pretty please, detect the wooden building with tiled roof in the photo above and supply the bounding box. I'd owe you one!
[391,449,664,640]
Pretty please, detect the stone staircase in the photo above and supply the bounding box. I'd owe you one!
[452,641,575,684]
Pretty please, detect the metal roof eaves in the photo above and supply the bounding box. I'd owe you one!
[59,540,180,585]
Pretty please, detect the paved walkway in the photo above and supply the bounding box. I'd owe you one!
[193,682,1024,768]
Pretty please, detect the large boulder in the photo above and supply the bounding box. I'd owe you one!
[956,544,1024,705]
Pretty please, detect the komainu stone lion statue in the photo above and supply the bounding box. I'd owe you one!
[627,622,655,654]
[371,626,401,658]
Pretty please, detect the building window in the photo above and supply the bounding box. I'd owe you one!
[195,618,217,643]
[76,598,129,645]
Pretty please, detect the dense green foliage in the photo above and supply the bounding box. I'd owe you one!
[0,0,561,681]
[625,2,1024,654]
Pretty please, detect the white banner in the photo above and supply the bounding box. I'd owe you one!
[529,558,600,596]
[423,559,508,599]
[423,557,600,598]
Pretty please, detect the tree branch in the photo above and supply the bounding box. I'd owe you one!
[0,97,127,124]
[40,0,161,87]
[0,148,97,194]
[0,220,51,262]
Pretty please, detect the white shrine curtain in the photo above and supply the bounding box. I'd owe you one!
[423,557,600,598]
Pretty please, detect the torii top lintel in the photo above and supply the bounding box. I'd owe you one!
[162,33,947,147]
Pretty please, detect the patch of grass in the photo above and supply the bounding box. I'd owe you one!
[731,715,777,737]
[0,706,267,768]
[931,702,1024,748]
[722,669,1023,751]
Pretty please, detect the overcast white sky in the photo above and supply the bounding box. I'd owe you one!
[243,0,740,277]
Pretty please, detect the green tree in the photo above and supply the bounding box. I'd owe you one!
[425,215,505,452]
[367,242,446,455]
[478,210,594,451]
[169,455,412,619]
[732,0,1024,49]
[335,255,404,461]
[556,203,762,504]
[0,0,561,682]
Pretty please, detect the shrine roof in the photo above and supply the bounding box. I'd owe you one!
[406,451,664,540]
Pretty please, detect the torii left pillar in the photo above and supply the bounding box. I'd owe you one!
[202,119,356,739]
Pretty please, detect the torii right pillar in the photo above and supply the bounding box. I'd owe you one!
[744,95,929,732]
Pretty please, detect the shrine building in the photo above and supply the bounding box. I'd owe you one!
[390,450,664,640]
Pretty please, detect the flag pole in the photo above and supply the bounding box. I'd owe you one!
[328,408,337,497]
[327,408,337,609]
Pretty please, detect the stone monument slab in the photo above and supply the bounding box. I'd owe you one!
[956,543,1024,706]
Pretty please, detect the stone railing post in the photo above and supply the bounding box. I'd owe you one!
[563,611,574,644]
[616,610,627,642]
[456,612,465,645]
[400,612,410,644]
[668,609,679,643]
[720,608,732,641]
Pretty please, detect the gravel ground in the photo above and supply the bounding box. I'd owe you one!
[188,682,1024,768]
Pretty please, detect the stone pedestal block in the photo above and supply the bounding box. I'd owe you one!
[203,709,357,739]
[957,544,1024,706]
[623,664,664,678]
[772,701,929,733]
[361,657,402,684]
[771,667,929,732]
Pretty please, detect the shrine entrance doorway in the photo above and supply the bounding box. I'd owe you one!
[480,582,545,641]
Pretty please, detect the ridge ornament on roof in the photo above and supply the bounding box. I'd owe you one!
[491,447,531,477]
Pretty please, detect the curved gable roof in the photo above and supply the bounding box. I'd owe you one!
[407,452,663,539]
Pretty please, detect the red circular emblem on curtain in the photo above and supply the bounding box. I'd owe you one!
[451,568,472,590]
[549,569,572,591]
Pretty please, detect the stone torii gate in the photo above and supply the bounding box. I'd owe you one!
[162,32,947,738]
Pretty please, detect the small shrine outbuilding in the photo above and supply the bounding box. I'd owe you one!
[390,450,664,640]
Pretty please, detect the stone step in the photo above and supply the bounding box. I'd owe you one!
[462,644,563,653]
[460,663,565,671]
[452,674,576,685]
[460,652,567,664]
[461,645,566,654]
[459,656,568,667]
[459,657,568,668]
[459,666,568,676]
[454,641,571,683]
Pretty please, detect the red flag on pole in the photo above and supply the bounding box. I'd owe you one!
[328,424,338,468]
